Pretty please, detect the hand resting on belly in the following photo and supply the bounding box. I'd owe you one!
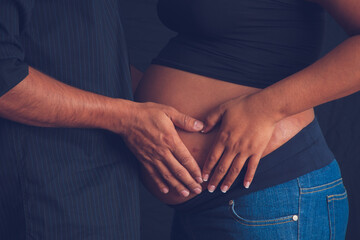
[135,65,314,205]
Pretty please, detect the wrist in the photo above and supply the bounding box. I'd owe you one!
[245,89,287,123]
[99,98,136,135]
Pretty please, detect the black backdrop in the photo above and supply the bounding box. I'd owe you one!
[120,1,360,239]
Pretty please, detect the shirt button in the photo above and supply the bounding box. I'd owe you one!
[229,200,234,206]
[292,215,299,221]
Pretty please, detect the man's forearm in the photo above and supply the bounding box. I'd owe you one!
[251,35,360,122]
[0,67,131,132]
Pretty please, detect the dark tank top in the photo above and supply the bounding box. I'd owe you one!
[151,0,334,211]
[152,0,325,88]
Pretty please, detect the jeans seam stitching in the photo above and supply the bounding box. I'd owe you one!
[328,195,348,202]
[327,190,347,200]
[234,215,293,223]
[300,178,342,191]
[333,201,336,239]
[297,178,301,240]
[232,220,295,227]
[327,195,333,240]
[229,202,295,226]
[301,182,342,194]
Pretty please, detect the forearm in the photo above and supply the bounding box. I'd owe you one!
[252,35,360,121]
[0,67,131,131]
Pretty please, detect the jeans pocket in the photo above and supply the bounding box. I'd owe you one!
[327,189,349,240]
[229,200,299,227]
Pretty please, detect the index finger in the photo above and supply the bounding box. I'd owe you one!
[171,136,203,184]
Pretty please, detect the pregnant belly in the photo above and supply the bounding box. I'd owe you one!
[134,64,314,205]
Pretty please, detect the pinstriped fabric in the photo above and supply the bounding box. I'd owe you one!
[0,1,140,239]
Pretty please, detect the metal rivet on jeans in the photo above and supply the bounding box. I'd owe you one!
[292,215,299,221]
[229,200,234,205]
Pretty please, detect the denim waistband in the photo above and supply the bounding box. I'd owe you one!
[169,117,335,212]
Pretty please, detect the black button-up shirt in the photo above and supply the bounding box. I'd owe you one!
[0,1,139,238]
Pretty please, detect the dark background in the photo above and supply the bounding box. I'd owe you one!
[120,0,360,239]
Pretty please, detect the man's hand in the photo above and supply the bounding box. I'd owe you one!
[0,67,204,197]
[112,101,204,197]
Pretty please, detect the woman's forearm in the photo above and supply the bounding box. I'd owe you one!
[251,35,360,122]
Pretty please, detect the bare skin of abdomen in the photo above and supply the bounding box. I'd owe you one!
[134,65,314,205]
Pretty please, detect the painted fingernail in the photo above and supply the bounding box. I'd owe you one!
[196,177,203,184]
[244,181,251,189]
[208,185,215,193]
[194,187,202,194]
[221,185,229,193]
[200,127,206,133]
[203,174,209,182]
[194,121,204,131]
[181,190,190,197]
[161,188,169,194]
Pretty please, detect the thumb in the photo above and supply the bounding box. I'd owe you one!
[170,110,204,132]
[202,106,225,133]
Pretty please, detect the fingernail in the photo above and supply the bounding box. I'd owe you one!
[203,174,209,182]
[194,121,204,131]
[208,185,215,193]
[194,187,202,194]
[181,190,190,197]
[244,181,251,189]
[161,188,169,194]
[196,177,203,184]
[221,185,229,193]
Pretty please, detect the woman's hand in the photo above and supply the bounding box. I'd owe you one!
[201,94,279,193]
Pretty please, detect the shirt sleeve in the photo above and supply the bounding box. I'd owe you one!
[0,0,34,97]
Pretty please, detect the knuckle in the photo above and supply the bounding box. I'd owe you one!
[231,166,241,175]
[174,169,186,179]
[162,173,172,181]
[178,155,192,165]
[161,134,175,147]
[209,154,218,163]
[156,147,168,157]
[216,165,227,175]
[237,140,247,151]
[247,143,256,152]
[228,140,240,152]
[182,114,192,127]
[219,132,230,143]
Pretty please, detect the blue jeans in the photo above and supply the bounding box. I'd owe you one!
[171,160,349,240]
